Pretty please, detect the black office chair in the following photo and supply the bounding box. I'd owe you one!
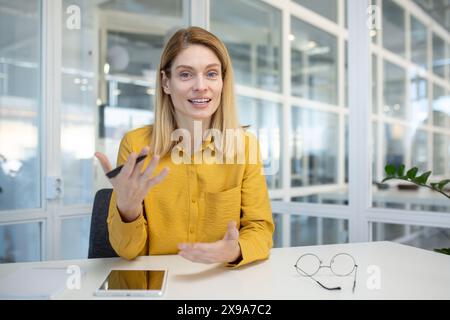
[88,188,118,258]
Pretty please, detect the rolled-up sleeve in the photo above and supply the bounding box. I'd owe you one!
[107,133,148,260]
[228,133,275,268]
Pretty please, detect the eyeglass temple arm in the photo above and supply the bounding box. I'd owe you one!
[313,276,341,291]
[352,265,358,293]
[295,265,342,291]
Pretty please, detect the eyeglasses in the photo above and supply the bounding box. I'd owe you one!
[294,253,358,293]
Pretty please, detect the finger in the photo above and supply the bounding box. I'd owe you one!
[141,154,161,182]
[146,167,169,189]
[177,243,192,251]
[178,249,200,260]
[188,242,215,252]
[181,244,220,263]
[95,152,113,174]
[178,243,209,255]
[223,221,239,241]
[179,241,224,263]
[179,250,201,262]
[138,146,150,157]
[179,250,215,264]
[121,152,138,178]
[131,147,150,180]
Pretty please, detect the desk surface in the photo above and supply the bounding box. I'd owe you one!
[1,241,449,299]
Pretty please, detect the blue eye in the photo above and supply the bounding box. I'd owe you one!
[207,71,219,79]
[179,72,192,80]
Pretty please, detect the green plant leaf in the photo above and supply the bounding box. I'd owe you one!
[437,179,450,191]
[406,167,418,179]
[415,171,431,185]
[385,164,396,176]
[430,182,438,190]
[434,248,450,255]
[397,164,405,177]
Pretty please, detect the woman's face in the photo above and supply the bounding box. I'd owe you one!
[162,44,223,122]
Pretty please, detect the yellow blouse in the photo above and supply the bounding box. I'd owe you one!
[107,125,275,268]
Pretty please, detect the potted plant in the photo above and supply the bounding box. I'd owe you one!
[382,164,450,255]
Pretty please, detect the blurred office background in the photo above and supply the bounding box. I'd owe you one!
[0,0,449,263]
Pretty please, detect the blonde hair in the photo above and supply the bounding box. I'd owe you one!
[150,26,241,157]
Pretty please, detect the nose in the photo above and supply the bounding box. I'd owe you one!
[193,75,207,92]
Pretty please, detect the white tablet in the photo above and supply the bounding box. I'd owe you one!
[94,269,168,297]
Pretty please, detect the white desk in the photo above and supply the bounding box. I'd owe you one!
[0,241,449,299]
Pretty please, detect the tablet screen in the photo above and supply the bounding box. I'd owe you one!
[98,270,167,292]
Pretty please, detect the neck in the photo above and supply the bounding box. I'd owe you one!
[175,113,211,153]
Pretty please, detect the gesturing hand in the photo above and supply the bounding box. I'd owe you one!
[95,147,169,222]
[177,221,241,264]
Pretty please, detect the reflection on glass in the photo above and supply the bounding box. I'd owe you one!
[345,116,348,184]
[411,16,428,69]
[237,96,281,189]
[292,0,338,22]
[0,222,41,263]
[291,18,338,105]
[345,42,348,108]
[372,121,378,181]
[291,108,339,188]
[99,0,182,16]
[375,124,449,212]
[372,222,450,251]
[210,0,282,92]
[345,0,348,29]
[384,123,406,169]
[410,74,428,125]
[101,270,165,290]
[112,82,154,111]
[383,60,406,118]
[433,133,446,176]
[432,85,447,127]
[432,33,446,78]
[272,212,282,248]
[372,54,377,114]
[0,0,41,210]
[106,30,160,111]
[448,136,450,176]
[60,216,91,260]
[342,41,349,108]
[290,214,348,246]
[61,0,98,205]
[92,0,183,191]
[411,130,428,173]
[107,31,162,78]
[369,0,378,43]
[413,0,450,31]
[382,0,405,57]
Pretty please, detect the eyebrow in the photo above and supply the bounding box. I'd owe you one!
[175,63,221,70]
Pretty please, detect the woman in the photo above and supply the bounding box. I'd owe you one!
[95,26,274,268]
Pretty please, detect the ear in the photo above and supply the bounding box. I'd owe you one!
[161,71,171,95]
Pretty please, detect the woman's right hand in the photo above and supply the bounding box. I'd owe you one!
[95,147,169,222]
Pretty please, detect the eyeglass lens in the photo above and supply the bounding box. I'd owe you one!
[295,254,321,276]
[296,253,355,277]
[330,253,355,276]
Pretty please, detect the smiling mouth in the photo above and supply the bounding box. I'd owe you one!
[188,98,212,107]
[188,98,211,109]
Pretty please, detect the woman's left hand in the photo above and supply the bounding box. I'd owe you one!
[177,221,241,264]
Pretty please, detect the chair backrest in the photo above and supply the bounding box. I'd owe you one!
[88,188,118,259]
